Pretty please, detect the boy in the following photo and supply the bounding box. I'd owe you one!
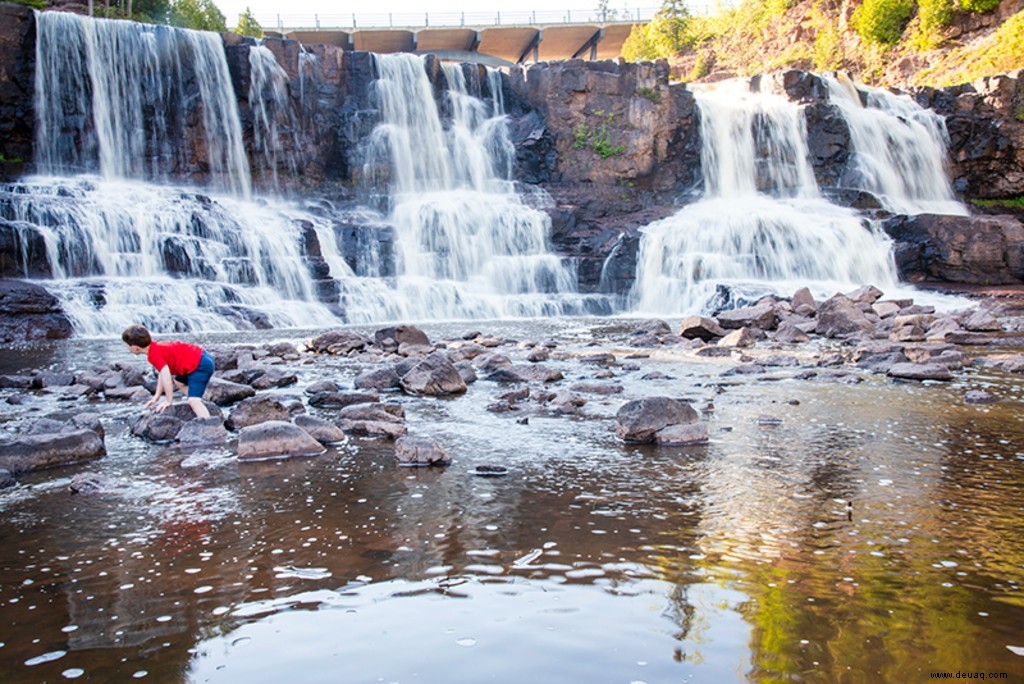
[122,325,214,418]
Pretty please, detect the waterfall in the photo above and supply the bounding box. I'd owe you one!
[632,80,898,314]
[360,54,595,319]
[248,44,301,191]
[824,75,967,217]
[34,11,251,198]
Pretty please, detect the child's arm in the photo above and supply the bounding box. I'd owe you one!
[145,365,175,411]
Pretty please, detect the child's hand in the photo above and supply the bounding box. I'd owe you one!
[153,400,173,413]
[144,396,158,409]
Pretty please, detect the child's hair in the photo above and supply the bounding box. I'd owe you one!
[122,325,152,348]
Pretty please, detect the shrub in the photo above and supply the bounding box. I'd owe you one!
[852,0,915,44]
[958,0,1000,13]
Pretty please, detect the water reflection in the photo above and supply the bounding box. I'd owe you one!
[1,323,1022,682]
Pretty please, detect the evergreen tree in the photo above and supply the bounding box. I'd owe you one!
[235,7,264,37]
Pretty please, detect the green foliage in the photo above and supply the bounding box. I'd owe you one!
[765,0,796,19]
[634,86,662,104]
[687,51,711,81]
[810,1,845,70]
[911,9,1024,85]
[971,196,1024,209]
[621,0,695,61]
[958,0,1000,13]
[909,0,954,50]
[8,0,47,9]
[132,0,173,23]
[169,0,227,32]
[234,6,264,37]
[573,111,626,159]
[852,0,915,44]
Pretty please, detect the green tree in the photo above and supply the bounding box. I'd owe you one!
[851,0,914,44]
[132,0,172,23]
[235,6,264,37]
[622,0,694,61]
[958,0,1000,12]
[169,0,227,31]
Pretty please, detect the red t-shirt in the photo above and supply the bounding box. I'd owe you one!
[147,341,203,376]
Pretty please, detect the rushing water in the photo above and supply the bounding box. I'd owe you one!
[0,321,1022,682]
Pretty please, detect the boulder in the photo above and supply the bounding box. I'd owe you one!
[354,367,402,391]
[887,363,953,381]
[337,402,406,439]
[177,417,230,447]
[845,284,884,304]
[130,412,185,442]
[0,429,106,473]
[717,302,778,331]
[308,390,380,408]
[653,422,709,446]
[400,352,467,396]
[773,321,811,344]
[454,361,478,384]
[338,402,405,422]
[615,397,700,443]
[526,347,550,362]
[487,364,564,383]
[0,279,73,344]
[308,330,369,355]
[679,316,726,341]
[304,379,339,394]
[375,325,430,348]
[474,353,513,370]
[394,435,451,466]
[962,310,1003,332]
[791,287,817,316]
[205,378,256,406]
[718,327,757,348]
[225,396,292,430]
[249,367,299,390]
[815,294,874,338]
[237,420,326,461]
[293,414,347,444]
[68,472,113,494]
[0,468,15,488]
[631,319,672,337]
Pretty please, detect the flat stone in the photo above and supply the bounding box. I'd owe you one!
[487,364,564,383]
[307,391,380,409]
[679,315,726,341]
[177,417,230,447]
[225,396,292,431]
[653,422,709,446]
[293,414,347,445]
[237,420,326,461]
[205,378,256,406]
[0,429,106,474]
[887,362,953,381]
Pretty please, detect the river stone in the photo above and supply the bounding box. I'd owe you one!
[338,402,405,422]
[679,316,726,341]
[293,414,347,445]
[400,352,467,395]
[962,309,1003,332]
[454,361,478,384]
[308,390,380,408]
[354,367,402,391]
[872,300,902,319]
[845,284,884,304]
[237,420,326,461]
[654,422,709,446]
[177,417,230,447]
[394,435,451,466]
[475,352,512,370]
[487,364,564,383]
[773,321,811,344]
[791,287,817,316]
[164,402,222,421]
[632,319,672,337]
[0,429,106,473]
[130,412,185,442]
[249,367,299,390]
[719,327,757,348]
[304,379,338,394]
[717,302,779,331]
[0,374,33,389]
[615,397,700,443]
[526,347,550,362]
[0,468,15,488]
[887,363,954,381]
[569,382,624,395]
[34,371,75,388]
[225,396,291,430]
[375,325,430,348]
[205,378,256,406]
[104,386,152,402]
[68,471,113,494]
[308,330,369,355]
[338,418,407,440]
[815,294,874,338]
[964,389,998,404]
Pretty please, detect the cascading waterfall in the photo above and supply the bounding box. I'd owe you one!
[632,80,898,314]
[361,54,596,319]
[248,44,301,191]
[824,74,967,217]
[34,11,251,198]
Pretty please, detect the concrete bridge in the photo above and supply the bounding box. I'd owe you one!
[258,8,670,67]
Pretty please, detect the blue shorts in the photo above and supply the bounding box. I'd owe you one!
[174,351,215,399]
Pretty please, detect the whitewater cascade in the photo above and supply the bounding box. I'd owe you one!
[360,53,595,319]
[632,80,899,314]
[823,75,967,217]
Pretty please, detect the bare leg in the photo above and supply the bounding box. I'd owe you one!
[186,396,211,419]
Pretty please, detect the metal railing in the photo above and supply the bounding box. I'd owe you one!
[253,6,713,31]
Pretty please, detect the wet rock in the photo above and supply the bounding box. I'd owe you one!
[546,390,587,415]
[293,414,347,445]
[964,389,998,404]
[400,352,467,396]
[0,468,15,488]
[475,353,513,370]
[816,294,874,338]
[996,355,1024,372]
[308,390,380,409]
[308,330,369,355]
[164,402,222,421]
[887,362,953,381]
[338,418,407,440]
[719,327,757,348]
[375,325,430,349]
[0,429,106,473]
[717,302,779,331]
[0,374,33,389]
[890,314,929,342]
[237,420,326,461]
[872,300,902,319]
[130,412,185,442]
[69,472,113,494]
[305,379,339,394]
[487,364,564,383]
[654,422,709,446]
[579,352,616,366]
[845,284,884,304]
[103,386,152,402]
[486,400,517,413]
[354,367,402,391]
[926,316,965,341]
[339,402,405,422]
[24,413,104,439]
[791,287,817,316]
[225,396,292,430]
[205,378,256,406]
[569,382,624,395]
[615,396,700,443]
[853,342,909,373]
[526,347,550,363]
[679,316,726,341]
[6,394,25,405]
[499,387,530,402]
[695,345,731,357]
[177,417,230,447]
[34,371,75,388]
[249,367,299,390]
[773,321,811,344]
[631,319,672,337]
[0,279,74,344]
[454,361,478,384]
[394,435,451,466]
[962,309,1003,332]
[722,363,766,376]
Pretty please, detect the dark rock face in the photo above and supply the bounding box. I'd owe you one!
[0,279,73,343]
[0,4,34,181]
[883,213,1024,284]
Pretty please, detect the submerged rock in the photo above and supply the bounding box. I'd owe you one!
[394,435,451,466]
[68,471,113,494]
[237,421,326,461]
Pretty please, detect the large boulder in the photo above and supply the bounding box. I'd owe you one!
[615,397,700,443]
[225,396,292,430]
[0,280,74,344]
[237,421,326,461]
[815,293,875,338]
[399,352,467,396]
[337,402,407,439]
[0,429,106,474]
[205,378,256,406]
[293,414,347,445]
[679,315,727,341]
[375,325,431,349]
[177,417,231,447]
[394,435,451,466]
[486,364,564,383]
[716,302,779,331]
[130,412,185,442]
[307,330,369,355]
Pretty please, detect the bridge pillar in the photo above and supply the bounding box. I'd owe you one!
[571,28,604,61]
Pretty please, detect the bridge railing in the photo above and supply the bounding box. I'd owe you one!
[254,7,712,31]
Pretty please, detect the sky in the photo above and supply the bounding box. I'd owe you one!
[212,0,665,29]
